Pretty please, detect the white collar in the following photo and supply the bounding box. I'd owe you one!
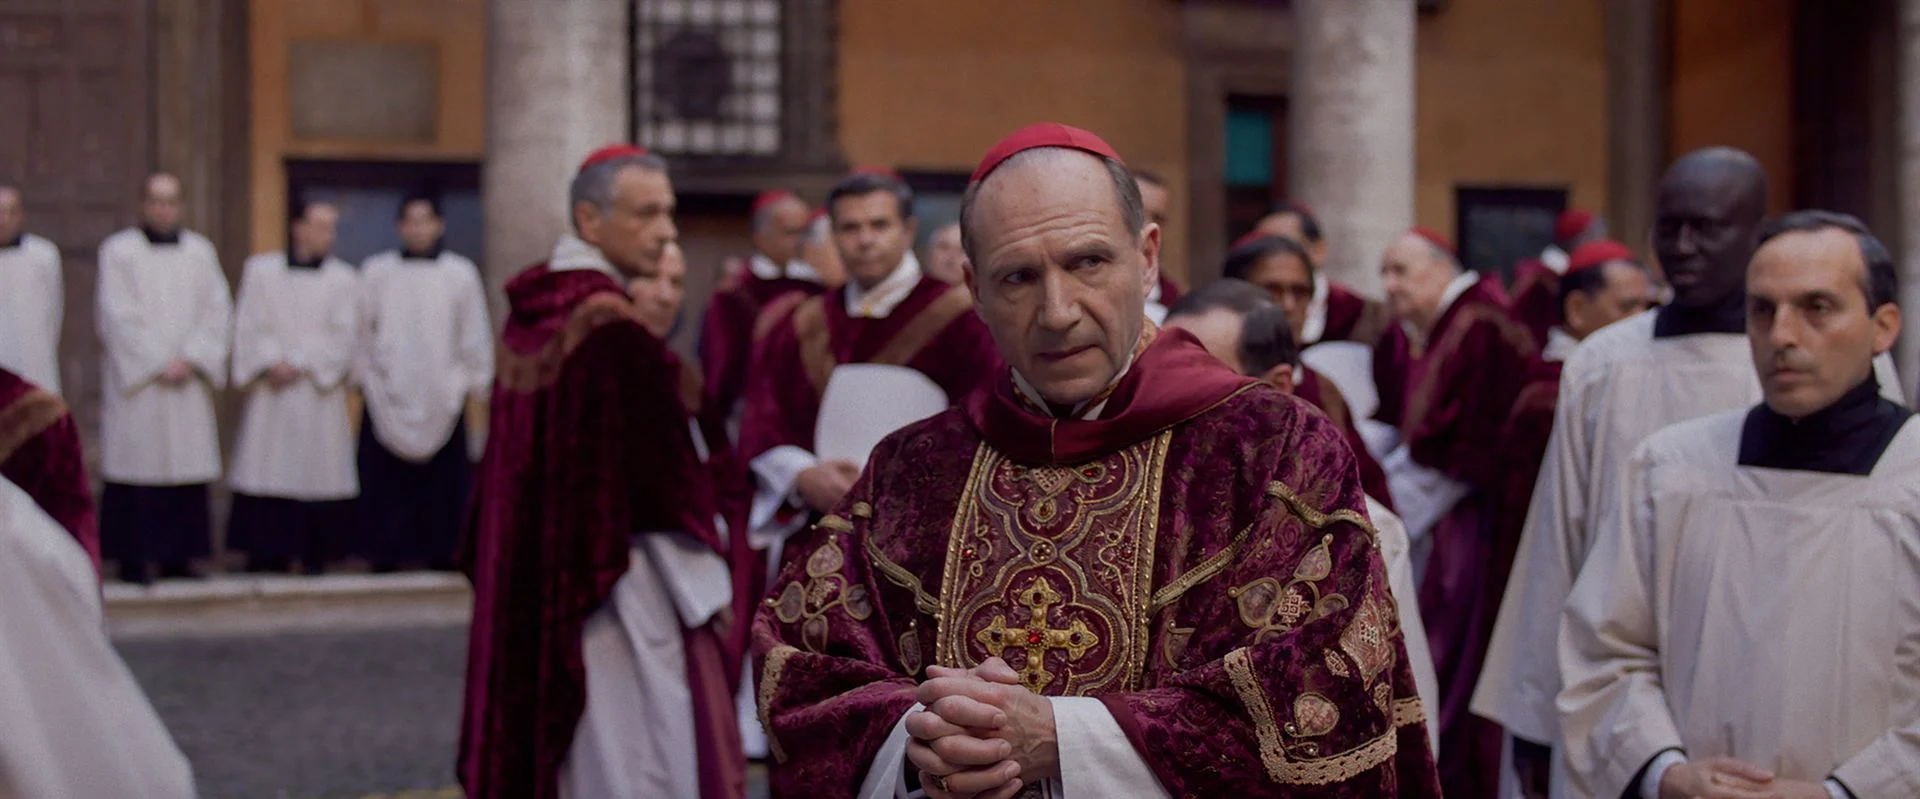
[1543,327,1580,363]
[844,251,923,319]
[1540,245,1569,276]
[1403,270,1481,344]
[1009,335,1141,421]
[1300,272,1331,344]
[548,234,623,282]
[749,253,824,284]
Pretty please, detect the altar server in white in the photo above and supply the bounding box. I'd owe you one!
[227,199,360,574]
[0,183,65,394]
[96,172,231,585]
[355,195,492,571]
[0,473,197,799]
[1559,210,1919,799]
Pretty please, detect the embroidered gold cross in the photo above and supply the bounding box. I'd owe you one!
[976,576,1099,692]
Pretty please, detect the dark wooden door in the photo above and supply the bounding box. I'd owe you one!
[0,0,151,440]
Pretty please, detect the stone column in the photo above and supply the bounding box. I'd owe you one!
[1288,0,1416,297]
[483,0,631,322]
[1607,0,1666,261]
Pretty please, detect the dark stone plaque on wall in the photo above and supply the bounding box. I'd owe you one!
[1454,186,1567,284]
[289,38,438,143]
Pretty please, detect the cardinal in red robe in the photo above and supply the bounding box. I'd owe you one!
[698,189,828,432]
[1508,209,1607,347]
[1242,203,1393,346]
[1373,228,1535,799]
[754,123,1439,799]
[0,367,97,571]
[736,170,1002,549]
[460,146,744,799]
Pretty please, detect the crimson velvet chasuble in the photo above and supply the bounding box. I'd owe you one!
[753,329,1440,797]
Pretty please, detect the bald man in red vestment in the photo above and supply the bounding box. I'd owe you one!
[0,366,97,570]
[698,190,826,434]
[460,145,744,799]
[1371,228,1536,799]
[752,123,1439,798]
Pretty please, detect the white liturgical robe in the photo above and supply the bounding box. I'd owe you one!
[1557,411,1920,799]
[0,233,64,394]
[0,475,196,799]
[229,252,360,500]
[96,228,231,485]
[1473,311,1904,745]
[357,249,493,463]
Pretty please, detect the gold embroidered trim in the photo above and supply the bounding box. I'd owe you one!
[817,514,854,533]
[1392,697,1426,728]
[865,534,941,617]
[1224,647,1289,782]
[758,645,799,763]
[1267,480,1377,542]
[850,502,875,519]
[1225,647,1402,785]
[1148,520,1255,614]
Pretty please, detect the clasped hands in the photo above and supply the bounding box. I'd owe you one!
[1660,758,1830,799]
[905,657,1058,799]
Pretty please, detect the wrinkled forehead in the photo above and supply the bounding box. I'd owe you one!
[971,150,1127,259]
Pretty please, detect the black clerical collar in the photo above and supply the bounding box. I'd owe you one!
[0,232,21,249]
[401,243,443,261]
[1739,374,1913,475]
[1653,293,1745,338]
[141,226,182,246]
[288,250,326,270]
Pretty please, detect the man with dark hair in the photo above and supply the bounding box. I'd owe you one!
[227,199,360,574]
[463,145,746,799]
[738,169,998,540]
[1476,153,1907,799]
[0,182,63,394]
[1243,202,1391,345]
[1369,226,1537,799]
[700,189,824,435]
[1132,170,1184,321]
[754,122,1438,799]
[1509,209,1609,345]
[1560,210,1917,799]
[355,193,491,572]
[97,171,231,584]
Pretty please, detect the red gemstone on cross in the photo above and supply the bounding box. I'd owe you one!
[1027,630,1043,645]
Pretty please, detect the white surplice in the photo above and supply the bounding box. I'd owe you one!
[95,228,231,485]
[0,233,64,394]
[0,474,196,799]
[228,252,360,500]
[1557,411,1920,799]
[1473,310,1907,747]
[1372,496,1442,755]
[357,249,493,463]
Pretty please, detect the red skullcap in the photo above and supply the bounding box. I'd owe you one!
[1566,239,1637,274]
[579,144,650,171]
[1555,209,1595,242]
[1409,227,1456,257]
[751,189,798,215]
[850,165,903,181]
[1232,230,1270,249]
[970,122,1125,184]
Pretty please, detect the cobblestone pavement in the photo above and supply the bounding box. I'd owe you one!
[114,624,771,799]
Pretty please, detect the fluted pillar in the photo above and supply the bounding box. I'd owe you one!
[483,0,630,321]
[1288,0,1416,297]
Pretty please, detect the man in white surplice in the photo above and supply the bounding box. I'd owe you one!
[97,172,232,585]
[355,195,492,571]
[1558,211,1919,799]
[0,473,196,799]
[1472,150,1906,796]
[0,183,65,394]
[227,200,360,574]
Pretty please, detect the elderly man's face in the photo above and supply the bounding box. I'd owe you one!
[1565,261,1656,340]
[0,187,22,242]
[1380,234,1457,333]
[752,197,810,267]
[1747,228,1900,419]
[629,242,688,338]
[967,151,1159,407]
[582,166,678,278]
[924,222,967,284]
